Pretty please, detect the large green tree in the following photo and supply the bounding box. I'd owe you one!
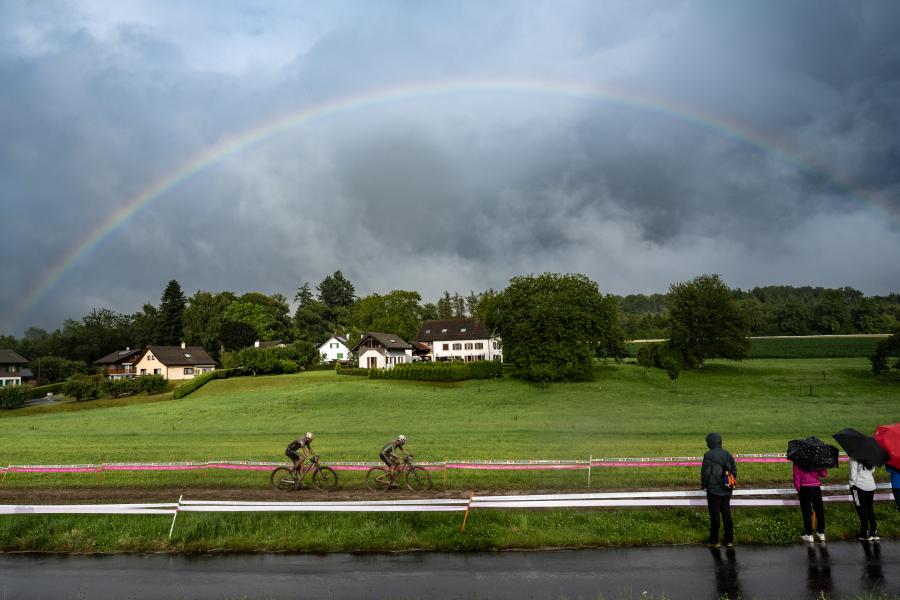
[182,291,236,358]
[293,282,329,343]
[351,290,424,342]
[157,280,186,345]
[223,293,291,342]
[483,272,623,382]
[316,270,356,330]
[667,274,750,367]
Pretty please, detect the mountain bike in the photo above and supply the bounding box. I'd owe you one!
[269,455,338,491]
[365,455,432,491]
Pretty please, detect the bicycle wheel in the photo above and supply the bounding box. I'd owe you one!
[405,466,432,491]
[270,467,300,491]
[313,466,339,491]
[366,466,392,491]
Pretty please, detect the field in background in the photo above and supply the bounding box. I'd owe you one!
[626,335,888,359]
[0,359,897,491]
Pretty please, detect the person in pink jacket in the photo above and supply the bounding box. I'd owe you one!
[794,463,827,542]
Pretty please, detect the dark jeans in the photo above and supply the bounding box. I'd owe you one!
[851,486,877,535]
[799,486,825,535]
[892,487,900,511]
[707,493,733,544]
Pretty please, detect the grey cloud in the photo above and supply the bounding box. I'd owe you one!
[2,1,900,334]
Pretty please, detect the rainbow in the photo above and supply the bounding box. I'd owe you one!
[11,77,888,330]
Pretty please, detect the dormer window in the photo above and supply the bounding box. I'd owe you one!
[425,329,431,334]
[460,328,467,333]
[184,353,191,358]
[441,328,447,333]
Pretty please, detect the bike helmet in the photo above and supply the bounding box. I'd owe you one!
[397,434,407,445]
[305,432,314,441]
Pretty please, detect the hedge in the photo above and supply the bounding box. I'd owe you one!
[0,386,29,409]
[26,382,65,400]
[336,367,368,377]
[368,361,503,382]
[172,369,239,399]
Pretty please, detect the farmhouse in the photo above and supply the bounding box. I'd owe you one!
[415,317,502,362]
[0,349,28,387]
[133,343,216,380]
[352,332,412,369]
[318,335,350,363]
[94,347,143,379]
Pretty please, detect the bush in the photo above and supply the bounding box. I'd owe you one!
[636,343,662,369]
[368,361,503,382]
[0,386,29,409]
[172,369,238,399]
[137,374,167,394]
[336,367,368,376]
[64,374,101,401]
[103,378,138,398]
[221,342,319,375]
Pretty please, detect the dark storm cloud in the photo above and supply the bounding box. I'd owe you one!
[1,0,899,334]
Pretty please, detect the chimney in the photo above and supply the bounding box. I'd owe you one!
[181,341,186,349]
[254,340,260,348]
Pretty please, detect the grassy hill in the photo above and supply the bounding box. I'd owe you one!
[1,358,897,490]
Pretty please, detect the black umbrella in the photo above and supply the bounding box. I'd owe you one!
[787,436,839,470]
[833,428,890,467]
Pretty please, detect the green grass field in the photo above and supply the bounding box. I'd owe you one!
[0,358,898,490]
[2,358,899,551]
[627,335,887,359]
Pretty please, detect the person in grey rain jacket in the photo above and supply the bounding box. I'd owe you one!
[701,432,737,547]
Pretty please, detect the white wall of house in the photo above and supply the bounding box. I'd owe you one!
[0,377,21,386]
[358,348,413,370]
[318,337,350,362]
[430,338,502,362]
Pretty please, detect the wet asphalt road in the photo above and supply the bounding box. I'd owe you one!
[1,541,898,599]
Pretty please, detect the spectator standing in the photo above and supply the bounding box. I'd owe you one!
[701,432,737,547]
[849,458,878,541]
[793,463,827,542]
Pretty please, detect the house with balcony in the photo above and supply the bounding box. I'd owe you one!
[0,349,28,387]
[133,343,216,381]
[415,318,502,362]
[352,333,412,369]
[94,347,143,379]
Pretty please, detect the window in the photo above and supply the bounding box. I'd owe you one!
[184,368,194,375]
[425,329,431,334]
[464,343,473,350]
[337,352,343,359]
[475,342,484,349]
[140,369,147,375]
[148,354,154,361]
[153,368,161,375]
[441,328,447,333]
[452,343,462,350]
[443,344,449,351]
[493,341,500,349]
[460,328,467,333]
[9,366,15,373]
[184,353,191,358]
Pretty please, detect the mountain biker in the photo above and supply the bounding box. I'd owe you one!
[286,432,314,471]
[380,435,410,477]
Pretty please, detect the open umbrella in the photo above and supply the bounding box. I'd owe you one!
[833,428,890,467]
[874,423,900,469]
[787,436,839,470]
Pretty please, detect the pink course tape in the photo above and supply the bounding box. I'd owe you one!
[2,454,850,474]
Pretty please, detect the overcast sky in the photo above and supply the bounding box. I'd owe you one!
[2,0,899,334]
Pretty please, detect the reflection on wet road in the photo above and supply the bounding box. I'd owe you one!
[0,540,898,599]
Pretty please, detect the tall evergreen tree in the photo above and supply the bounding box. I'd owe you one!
[157,279,186,345]
[436,291,453,319]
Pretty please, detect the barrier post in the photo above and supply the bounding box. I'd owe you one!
[169,494,183,540]
[460,494,474,533]
[443,457,448,490]
[587,455,592,488]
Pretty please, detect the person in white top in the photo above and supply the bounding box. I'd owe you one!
[849,458,878,541]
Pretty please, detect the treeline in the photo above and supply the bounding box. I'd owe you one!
[616,286,900,340]
[2,272,898,385]
[0,271,493,384]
